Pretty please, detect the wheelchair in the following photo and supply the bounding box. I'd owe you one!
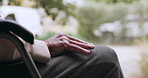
[0,19,42,78]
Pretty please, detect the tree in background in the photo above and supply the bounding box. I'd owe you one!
[8,0,22,6]
[88,0,139,3]
[33,0,75,24]
[0,0,2,5]
[0,0,75,25]
[76,4,109,40]
[76,3,128,42]
[76,0,148,44]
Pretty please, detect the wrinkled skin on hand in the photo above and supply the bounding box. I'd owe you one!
[44,33,95,57]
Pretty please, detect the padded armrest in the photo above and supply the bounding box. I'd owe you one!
[0,19,41,78]
[0,19,34,44]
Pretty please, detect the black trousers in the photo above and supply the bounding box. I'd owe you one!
[0,45,124,78]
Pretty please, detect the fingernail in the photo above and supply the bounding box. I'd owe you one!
[89,45,93,48]
[89,44,94,48]
[91,44,94,46]
[86,51,91,54]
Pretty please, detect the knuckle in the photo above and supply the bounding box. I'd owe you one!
[57,33,67,38]
[56,33,61,36]
[57,33,63,37]
[59,36,68,40]
[59,41,67,47]
[73,44,78,48]
[62,41,67,44]
[63,42,69,48]
[61,41,68,45]
[59,37,65,40]
[58,32,66,36]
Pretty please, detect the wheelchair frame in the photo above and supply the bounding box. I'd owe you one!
[0,20,42,78]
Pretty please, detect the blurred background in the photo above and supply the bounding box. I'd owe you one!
[0,0,148,78]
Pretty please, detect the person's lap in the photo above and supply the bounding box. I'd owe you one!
[37,45,124,78]
[0,45,124,78]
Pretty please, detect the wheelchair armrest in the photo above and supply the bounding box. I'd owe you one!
[0,19,41,78]
[0,19,34,44]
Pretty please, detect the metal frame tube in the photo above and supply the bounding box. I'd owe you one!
[0,32,41,78]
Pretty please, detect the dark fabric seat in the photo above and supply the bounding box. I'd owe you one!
[0,59,32,78]
[0,19,41,78]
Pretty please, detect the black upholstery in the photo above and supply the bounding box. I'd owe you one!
[0,19,41,78]
[0,19,34,44]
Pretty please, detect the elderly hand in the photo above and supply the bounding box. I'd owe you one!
[44,33,94,57]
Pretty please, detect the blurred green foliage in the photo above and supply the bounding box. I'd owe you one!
[76,1,148,44]
[0,0,2,5]
[88,0,139,3]
[33,0,75,24]
[76,2,128,41]
[8,0,22,6]
[36,32,56,40]
[1,0,75,25]
[36,32,87,41]
[1,0,148,44]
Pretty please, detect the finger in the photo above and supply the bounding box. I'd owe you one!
[56,33,66,38]
[68,44,91,54]
[58,36,69,41]
[66,35,91,44]
[68,40,94,49]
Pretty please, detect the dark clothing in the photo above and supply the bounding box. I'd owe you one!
[0,45,124,78]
